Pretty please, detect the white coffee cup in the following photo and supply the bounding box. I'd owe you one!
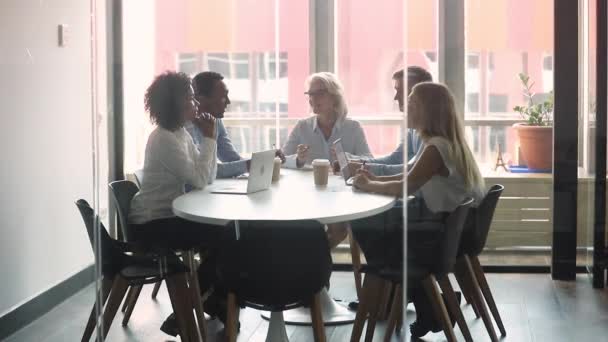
[312,159,330,186]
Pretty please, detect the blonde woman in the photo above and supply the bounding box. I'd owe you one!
[350,82,485,337]
[282,72,372,169]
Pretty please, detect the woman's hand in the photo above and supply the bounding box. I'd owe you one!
[194,113,216,139]
[296,144,310,167]
[352,169,373,191]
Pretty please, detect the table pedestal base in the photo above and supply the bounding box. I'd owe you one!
[264,311,290,342]
[261,288,355,326]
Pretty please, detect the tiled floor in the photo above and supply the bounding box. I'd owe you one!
[4,272,608,341]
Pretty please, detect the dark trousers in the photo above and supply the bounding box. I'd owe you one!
[130,217,231,295]
[350,197,446,325]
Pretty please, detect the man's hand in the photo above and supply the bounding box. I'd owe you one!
[296,144,310,167]
[332,160,341,173]
[275,149,286,163]
[194,112,216,139]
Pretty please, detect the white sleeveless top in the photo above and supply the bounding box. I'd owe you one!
[412,137,485,213]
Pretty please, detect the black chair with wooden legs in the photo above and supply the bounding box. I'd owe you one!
[351,198,474,342]
[108,180,142,325]
[109,180,208,339]
[76,199,197,342]
[455,184,505,340]
[219,220,332,342]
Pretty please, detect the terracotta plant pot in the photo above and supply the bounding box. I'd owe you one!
[514,124,553,170]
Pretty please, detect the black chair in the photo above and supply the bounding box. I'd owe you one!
[108,180,145,326]
[218,220,332,342]
[75,199,197,342]
[454,184,505,340]
[108,180,138,242]
[132,169,144,188]
[109,179,210,339]
[351,198,474,342]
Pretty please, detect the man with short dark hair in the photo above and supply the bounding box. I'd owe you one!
[187,71,284,179]
[349,66,432,176]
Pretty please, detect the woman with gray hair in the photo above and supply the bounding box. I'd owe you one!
[282,72,372,168]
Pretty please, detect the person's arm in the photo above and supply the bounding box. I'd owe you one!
[367,142,404,165]
[353,171,404,197]
[156,132,217,189]
[406,145,447,194]
[367,163,405,176]
[282,122,303,168]
[216,160,248,178]
[216,120,243,162]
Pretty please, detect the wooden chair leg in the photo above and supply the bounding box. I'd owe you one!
[437,275,473,342]
[121,285,142,326]
[151,281,162,299]
[166,272,197,342]
[310,291,327,342]
[100,276,130,341]
[421,275,457,342]
[456,259,480,314]
[121,286,134,313]
[82,277,113,342]
[225,292,240,342]
[348,227,363,299]
[350,274,381,342]
[363,276,384,342]
[455,266,481,318]
[470,255,506,336]
[383,284,402,342]
[185,250,208,341]
[377,281,393,321]
[463,255,499,342]
[395,298,403,335]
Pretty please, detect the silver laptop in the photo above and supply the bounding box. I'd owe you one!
[334,139,354,186]
[211,150,275,195]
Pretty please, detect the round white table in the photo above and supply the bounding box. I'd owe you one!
[173,168,396,342]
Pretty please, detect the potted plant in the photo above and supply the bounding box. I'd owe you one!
[513,73,554,170]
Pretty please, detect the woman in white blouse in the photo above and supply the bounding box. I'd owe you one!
[282,72,372,169]
[350,82,485,337]
[128,71,220,247]
[128,72,231,335]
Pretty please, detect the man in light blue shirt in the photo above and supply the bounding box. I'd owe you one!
[187,71,284,179]
[350,67,431,176]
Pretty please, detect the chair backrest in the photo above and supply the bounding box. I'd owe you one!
[75,199,125,275]
[217,220,332,310]
[108,180,139,242]
[433,197,474,275]
[466,184,504,257]
[133,169,144,188]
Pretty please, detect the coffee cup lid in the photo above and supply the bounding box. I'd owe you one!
[312,159,330,166]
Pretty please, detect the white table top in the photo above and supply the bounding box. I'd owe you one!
[172,169,397,226]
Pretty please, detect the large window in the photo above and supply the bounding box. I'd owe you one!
[121,0,591,268]
[123,0,309,169]
[465,0,554,166]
